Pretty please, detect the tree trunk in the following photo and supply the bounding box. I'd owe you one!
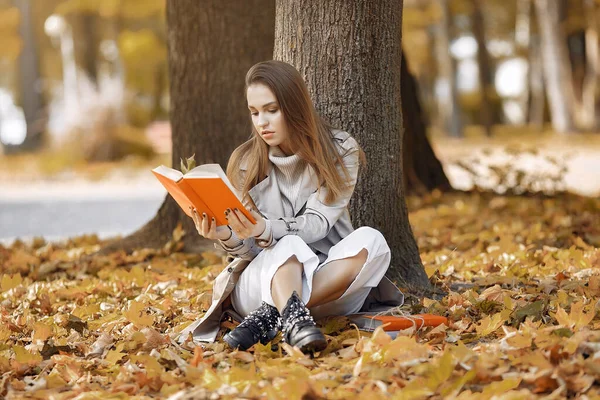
[435,0,463,137]
[528,36,546,128]
[274,0,435,295]
[515,0,533,123]
[401,49,452,195]
[533,0,575,133]
[581,0,598,130]
[15,0,44,151]
[471,0,493,136]
[81,12,98,83]
[100,0,275,254]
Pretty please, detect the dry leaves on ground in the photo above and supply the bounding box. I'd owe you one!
[0,191,599,399]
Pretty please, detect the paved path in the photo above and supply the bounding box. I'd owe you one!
[0,179,165,245]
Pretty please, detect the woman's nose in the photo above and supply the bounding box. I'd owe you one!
[257,115,268,127]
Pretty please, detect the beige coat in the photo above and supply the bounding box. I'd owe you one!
[176,130,404,344]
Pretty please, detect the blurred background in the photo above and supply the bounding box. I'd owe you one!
[0,0,599,243]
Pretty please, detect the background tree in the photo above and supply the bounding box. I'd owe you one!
[401,48,452,195]
[435,0,463,137]
[471,0,493,136]
[16,0,43,151]
[274,0,436,294]
[101,0,275,253]
[534,0,575,133]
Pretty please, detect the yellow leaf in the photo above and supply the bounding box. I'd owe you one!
[1,273,22,292]
[440,369,476,397]
[480,378,521,397]
[124,301,154,327]
[202,368,222,391]
[131,355,164,379]
[555,301,595,330]
[506,331,532,349]
[475,312,506,337]
[72,304,100,319]
[46,369,68,389]
[384,336,429,363]
[13,346,42,367]
[0,326,11,342]
[427,349,454,390]
[0,355,9,373]
[105,350,125,364]
[130,265,146,287]
[32,322,53,342]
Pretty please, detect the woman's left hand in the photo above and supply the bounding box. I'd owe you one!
[225,208,266,239]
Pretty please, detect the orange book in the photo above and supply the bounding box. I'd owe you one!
[152,164,256,226]
[348,313,448,332]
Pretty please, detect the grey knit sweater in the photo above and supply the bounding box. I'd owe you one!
[267,146,307,216]
[217,146,309,258]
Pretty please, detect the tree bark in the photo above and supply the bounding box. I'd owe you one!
[471,0,493,136]
[580,0,598,130]
[100,0,275,254]
[15,0,44,151]
[528,36,546,128]
[274,0,434,294]
[515,0,533,123]
[435,0,463,137]
[533,0,575,133]
[81,12,98,83]
[401,49,452,195]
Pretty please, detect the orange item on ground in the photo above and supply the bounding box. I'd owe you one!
[348,313,448,332]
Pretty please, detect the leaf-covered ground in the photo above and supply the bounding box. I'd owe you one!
[1,191,599,399]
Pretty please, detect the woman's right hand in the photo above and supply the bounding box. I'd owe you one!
[190,207,232,241]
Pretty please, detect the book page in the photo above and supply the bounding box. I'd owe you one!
[152,165,184,182]
[184,164,241,201]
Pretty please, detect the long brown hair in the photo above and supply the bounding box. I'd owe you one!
[226,60,366,207]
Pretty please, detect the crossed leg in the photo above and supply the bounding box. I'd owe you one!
[270,248,368,312]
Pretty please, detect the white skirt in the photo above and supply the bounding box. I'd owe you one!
[231,226,391,321]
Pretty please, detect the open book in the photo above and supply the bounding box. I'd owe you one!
[152,164,256,226]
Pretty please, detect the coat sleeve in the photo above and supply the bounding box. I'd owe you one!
[216,232,262,261]
[268,137,360,245]
[215,165,264,260]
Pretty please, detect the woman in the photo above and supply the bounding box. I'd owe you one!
[179,60,404,354]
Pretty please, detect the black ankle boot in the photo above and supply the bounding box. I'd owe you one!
[223,302,281,351]
[281,291,327,354]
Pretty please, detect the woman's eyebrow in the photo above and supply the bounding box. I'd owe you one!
[248,101,277,109]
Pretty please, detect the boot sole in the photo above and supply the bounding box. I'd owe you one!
[293,333,327,354]
[223,332,255,351]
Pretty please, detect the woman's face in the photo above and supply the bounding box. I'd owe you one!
[247,83,293,155]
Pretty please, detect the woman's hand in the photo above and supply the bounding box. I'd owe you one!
[225,208,266,239]
[190,207,232,240]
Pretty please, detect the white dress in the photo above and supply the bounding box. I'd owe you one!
[231,226,391,321]
[229,145,391,320]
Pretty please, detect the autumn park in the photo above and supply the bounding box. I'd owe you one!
[1,0,600,398]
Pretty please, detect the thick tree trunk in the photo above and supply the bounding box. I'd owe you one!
[401,49,452,195]
[435,0,463,137]
[16,0,43,151]
[471,0,493,136]
[100,0,275,254]
[534,0,575,133]
[274,0,434,294]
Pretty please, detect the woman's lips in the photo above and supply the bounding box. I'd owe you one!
[262,131,274,139]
